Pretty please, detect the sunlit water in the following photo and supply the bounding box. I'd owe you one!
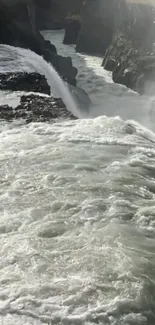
[0,30,155,325]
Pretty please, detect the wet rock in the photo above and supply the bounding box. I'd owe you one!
[0,94,77,123]
[44,40,57,54]
[0,72,50,95]
[0,104,15,121]
[113,65,137,90]
[63,19,81,45]
[68,84,92,111]
[111,48,155,94]
[103,57,117,72]
[101,2,155,93]
[59,56,78,86]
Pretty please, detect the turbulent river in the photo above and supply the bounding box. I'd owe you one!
[0,30,155,325]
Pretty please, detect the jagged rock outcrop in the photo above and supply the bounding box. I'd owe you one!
[63,19,81,45]
[0,72,50,94]
[0,94,76,122]
[102,1,155,94]
[35,0,83,30]
[35,0,64,30]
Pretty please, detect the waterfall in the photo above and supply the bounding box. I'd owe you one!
[0,44,79,117]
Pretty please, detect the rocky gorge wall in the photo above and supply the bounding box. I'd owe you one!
[76,0,121,56]
[35,0,83,30]
[102,1,155,94]
[70,0,155,94]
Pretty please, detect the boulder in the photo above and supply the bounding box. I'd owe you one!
[58,56,78,86]
[103,57,117,72]
[35,0,83,30]
[101,1,155,93]
[113,65,137,90]
[0,72,50,94]
[0,94,77,122]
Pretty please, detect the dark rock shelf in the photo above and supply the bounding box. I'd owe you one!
[0,94,76,123]
[0,72,50,95]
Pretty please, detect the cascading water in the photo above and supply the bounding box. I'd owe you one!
[0,44,80,117]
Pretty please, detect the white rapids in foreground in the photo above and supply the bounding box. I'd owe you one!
[0,117,155,325]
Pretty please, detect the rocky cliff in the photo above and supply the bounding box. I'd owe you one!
[76,0,155,57]
[76,0,121,55]
[74,0,155,94]
[102,1,155,93]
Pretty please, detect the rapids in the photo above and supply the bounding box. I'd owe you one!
[0,30,155,325]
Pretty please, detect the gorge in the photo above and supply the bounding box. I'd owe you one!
[1,0,155,95]
[0,1,155,325]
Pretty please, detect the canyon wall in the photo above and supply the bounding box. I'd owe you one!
[76,0,121,56]
[35,0,83,30]
[73,0,155,93]
[102,1,155,93]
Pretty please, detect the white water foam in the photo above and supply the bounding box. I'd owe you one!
[0,116,155,325]
[43,30,155,131]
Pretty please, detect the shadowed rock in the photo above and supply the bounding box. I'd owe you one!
[63,19,81,45]
[76,0,118,55]
[0,72,50,94]
[102,1,155,93]
[0,94,77,122]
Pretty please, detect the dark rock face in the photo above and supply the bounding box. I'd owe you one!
[102,2,155,94]
[63,19,81,45]
[113,64,137,90]
[76,0,119,55]
[102,57,117,72]
[0,72,50,94]
[0,94,76,122]
[35,0,83,30]
[58,56,78,86]
[0,3,42,55]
